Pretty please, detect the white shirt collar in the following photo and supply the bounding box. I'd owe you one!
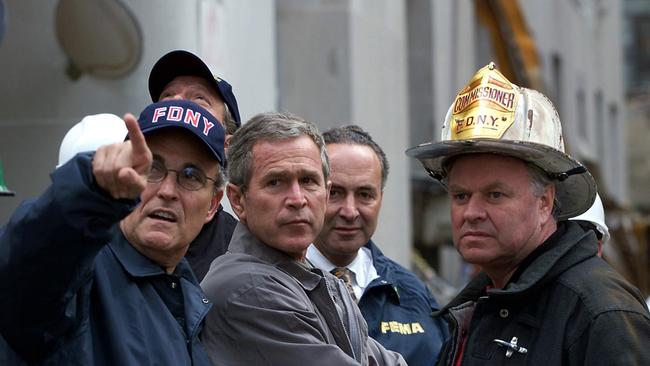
[306,244,379,299]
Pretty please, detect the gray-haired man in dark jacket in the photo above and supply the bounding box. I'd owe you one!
[409,63,650,365]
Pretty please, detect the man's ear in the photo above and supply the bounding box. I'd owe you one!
[325,180,332,202]
[205,188,224,223]
[540,184,556,220]
[227,182,246,222]
[224,134,233,150]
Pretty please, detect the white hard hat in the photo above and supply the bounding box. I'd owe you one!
[407,63,596,220]
[57,113,128,167]
[570,193,609,244]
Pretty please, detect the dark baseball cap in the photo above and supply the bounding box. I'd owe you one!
[136,99,226,167]
[148,50,241,126]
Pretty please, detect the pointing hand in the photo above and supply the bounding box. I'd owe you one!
[92,113,153,199]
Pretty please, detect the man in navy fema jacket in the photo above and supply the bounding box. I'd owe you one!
[0,99,226,365]
[306,125,448,366]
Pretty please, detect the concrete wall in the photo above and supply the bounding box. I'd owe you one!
[625,0,650,210]
[0,0,277,223]
[349,0,411,267]
[276,0,351,124]
[520,0,626,203]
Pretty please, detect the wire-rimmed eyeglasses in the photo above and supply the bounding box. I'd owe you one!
[147,160,216,191]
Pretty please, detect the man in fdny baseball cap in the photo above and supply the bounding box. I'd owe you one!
[135,99,226,167]
[148,50,241,134]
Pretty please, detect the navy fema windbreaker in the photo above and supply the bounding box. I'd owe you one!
[0,154,213,365]
[359,241,449,366]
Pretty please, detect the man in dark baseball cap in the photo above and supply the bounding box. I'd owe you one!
[148,50,241,281]
[135,99,226,165]
[149,50,241,135]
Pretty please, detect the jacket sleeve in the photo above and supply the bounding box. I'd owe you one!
[568,309,650,365]
[366,337,407,366]
[201,269,368,366]
[0,153,135,360]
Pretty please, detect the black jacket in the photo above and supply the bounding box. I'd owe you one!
[436,221,650,365]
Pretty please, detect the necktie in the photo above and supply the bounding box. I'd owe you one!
[331,267,358,303]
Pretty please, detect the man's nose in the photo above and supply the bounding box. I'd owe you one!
[155,172,180,200]
[286,181,307,208]
[463,196,487,222]
[339,194,359,221]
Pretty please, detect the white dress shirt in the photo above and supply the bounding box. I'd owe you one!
[307,244,380,300]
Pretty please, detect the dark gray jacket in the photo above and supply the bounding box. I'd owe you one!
[200,223,406,366]
[436,221,650,365]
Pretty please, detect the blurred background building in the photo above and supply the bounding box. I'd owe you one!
[0,0,648,303]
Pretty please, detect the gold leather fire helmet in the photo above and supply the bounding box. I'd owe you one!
[407,63,596,219]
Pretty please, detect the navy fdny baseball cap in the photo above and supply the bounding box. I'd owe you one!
[136,100,226,167]
[148,50,241,126]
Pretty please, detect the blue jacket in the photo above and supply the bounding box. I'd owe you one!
[359,241,448,366]
[0,154,213,365]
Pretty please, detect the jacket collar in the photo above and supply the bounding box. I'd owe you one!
[364,240,401,304]
[490,221,596,295]
[108,228,210,340]
[441,221,597,312]
[436,273,491,315]
[365,240,391,277]
[228,222,323,291]
[109,227,196,281]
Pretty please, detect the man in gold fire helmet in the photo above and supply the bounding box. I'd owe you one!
[408,63,650,365]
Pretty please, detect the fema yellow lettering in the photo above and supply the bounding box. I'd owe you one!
[380,321,425,335]
[412,322,424,334]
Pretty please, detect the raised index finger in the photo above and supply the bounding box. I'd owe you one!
[123,113,152,176]
[124,113,148,158]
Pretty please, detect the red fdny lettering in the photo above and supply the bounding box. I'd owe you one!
[152,107,166,123]
[149,106,215,136]
[202,116,215,135]
[185,109,201,127]
[168,106,183,121]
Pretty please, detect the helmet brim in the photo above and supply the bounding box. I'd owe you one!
[406,139,597,220]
